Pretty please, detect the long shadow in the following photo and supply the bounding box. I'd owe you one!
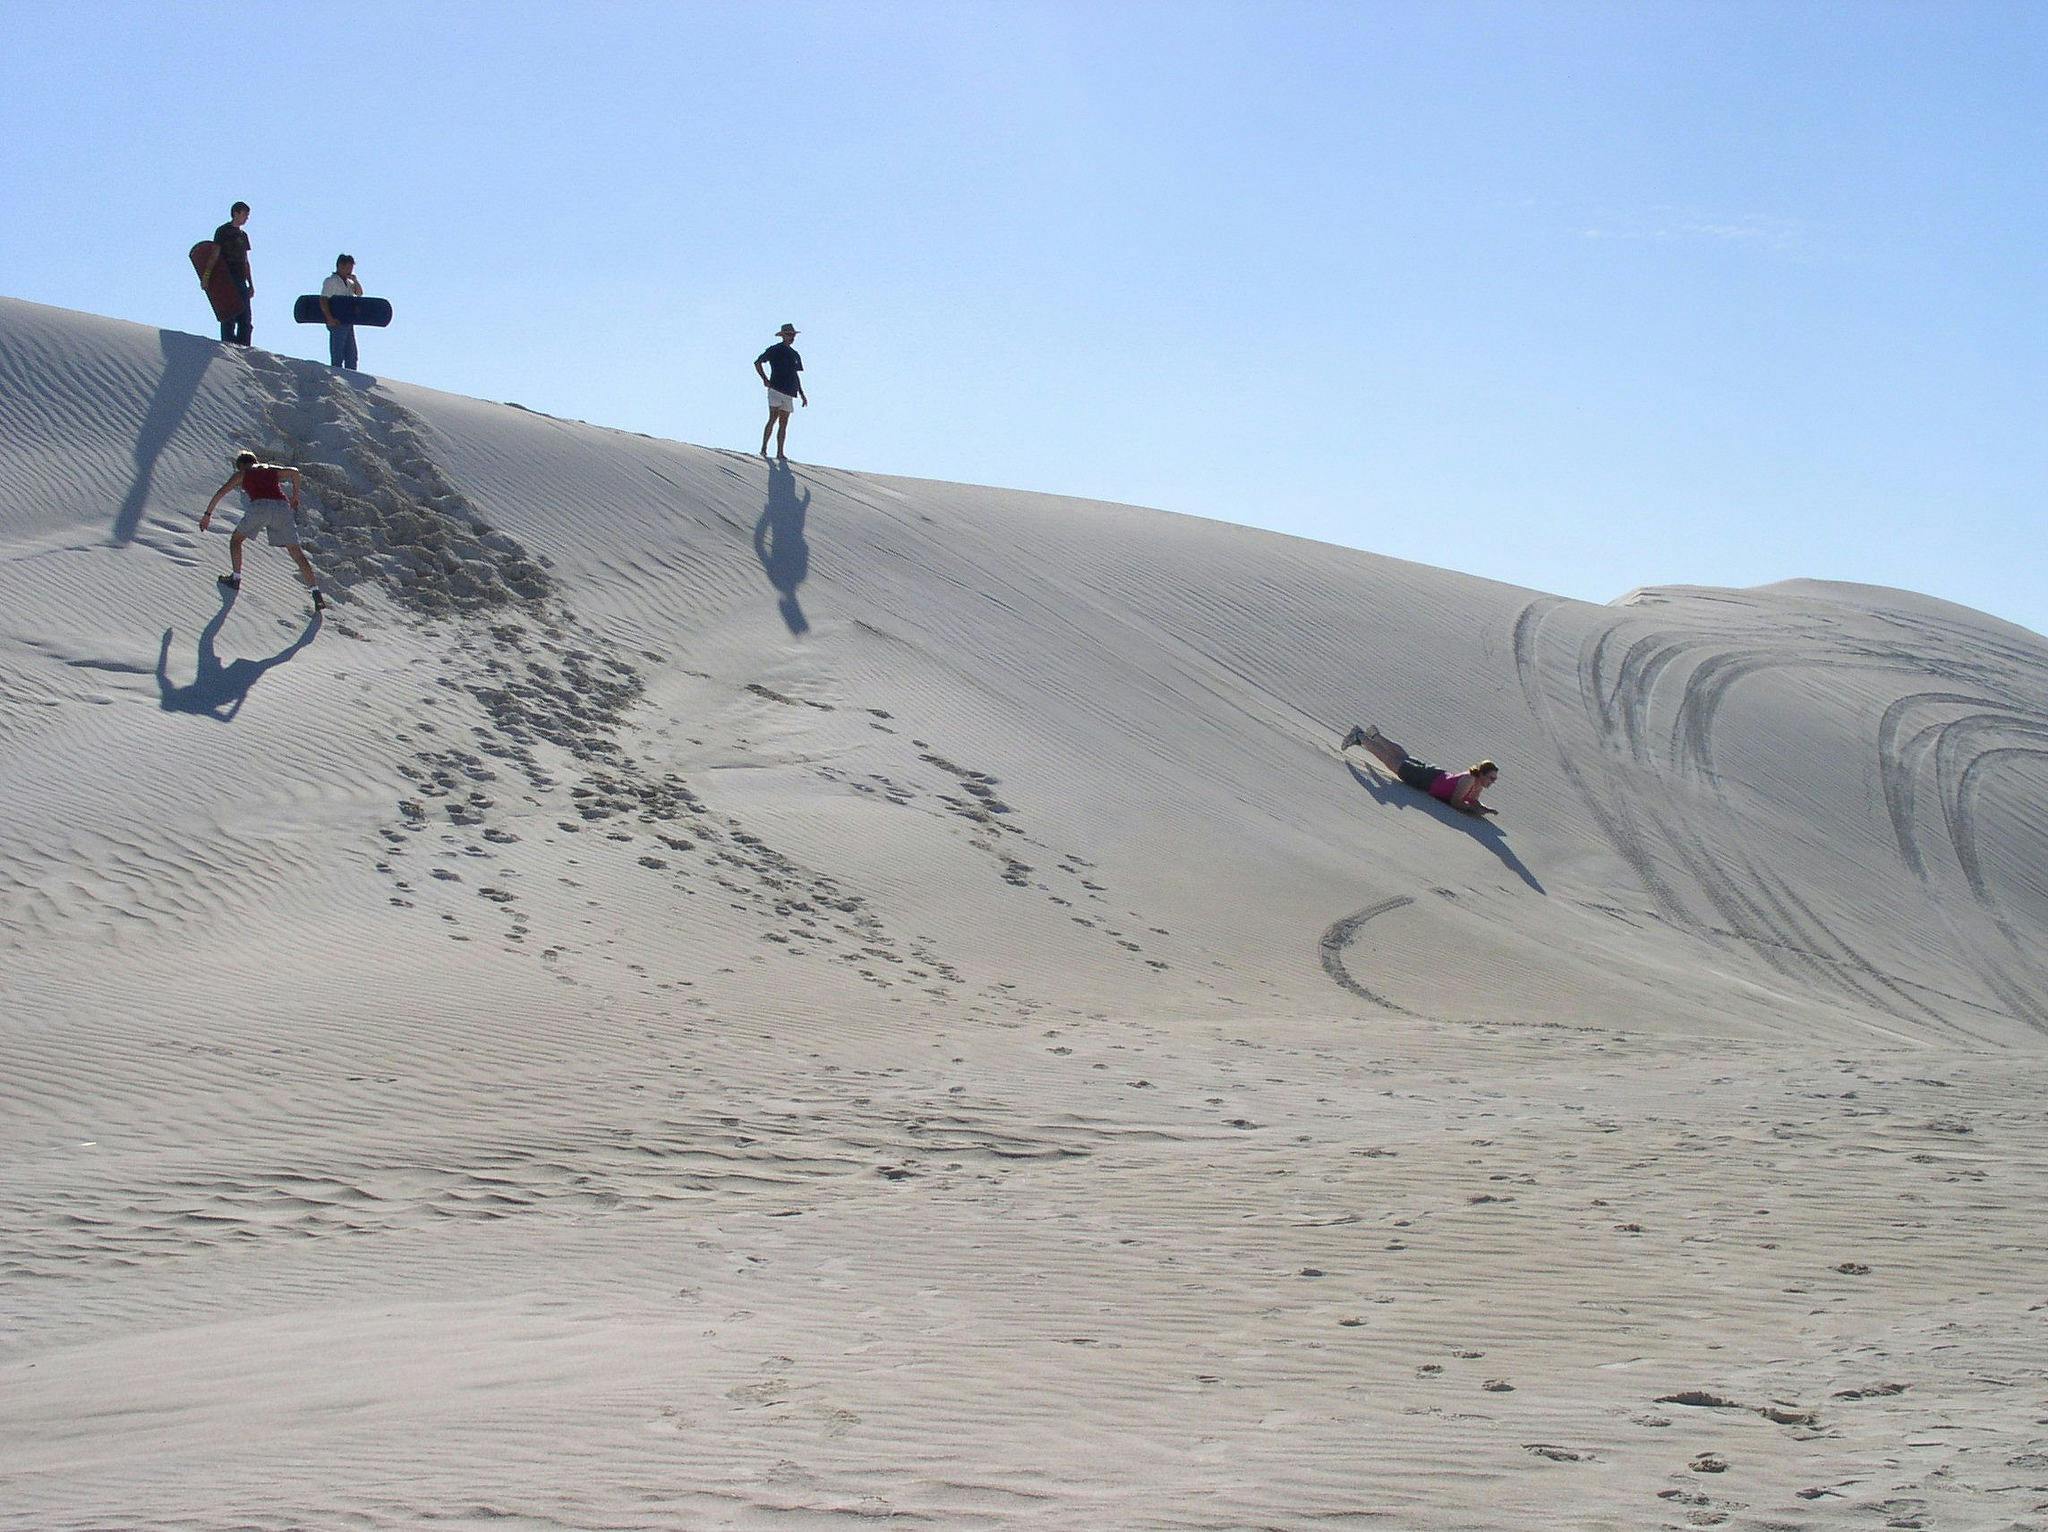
[156,592,320,721]
[753,458,812,635]
[113,330,218,546]
[1345,759,1545,894]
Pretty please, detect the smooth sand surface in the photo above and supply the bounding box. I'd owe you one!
[3,295,2046,1529]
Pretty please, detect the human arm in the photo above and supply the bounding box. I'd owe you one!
[199,473,241,530]
[754,351,771,384]
[279,466,303,509]
[319,273,357,325]
[1450,774,1497,816]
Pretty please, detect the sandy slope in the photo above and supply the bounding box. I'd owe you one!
[2,294,2046,1530]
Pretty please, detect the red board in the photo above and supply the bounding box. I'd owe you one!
[189,241,244,326]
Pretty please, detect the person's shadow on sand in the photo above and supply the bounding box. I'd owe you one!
[1345,759,1545,894]
[113,330,217,547]
[754,458,812,636]
[156,590,320,721]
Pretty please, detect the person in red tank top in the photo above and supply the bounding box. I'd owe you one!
[199,450,326,612]
[239,464,285,500]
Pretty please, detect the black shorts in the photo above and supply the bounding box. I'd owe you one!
[1396,757,1441,793]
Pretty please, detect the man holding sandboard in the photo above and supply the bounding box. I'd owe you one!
[320,255,364,370]
[189,201,254,347]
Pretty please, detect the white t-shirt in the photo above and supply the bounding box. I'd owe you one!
[320,274,359,298]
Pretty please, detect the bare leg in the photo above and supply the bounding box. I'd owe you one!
[762,409,778,455]
[228,530,248,576]
[285,544,320,589]
[1357,726,1406,774]
[773,410,790,456]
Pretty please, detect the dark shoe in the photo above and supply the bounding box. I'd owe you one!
[311,589,327,612]
[217,573,241,590]
[1341,726,1364,750]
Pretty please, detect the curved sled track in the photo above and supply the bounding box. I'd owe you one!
[1510,592,2048,1035]
[1877,691,2048,1030]
[1318,897,1417,1013]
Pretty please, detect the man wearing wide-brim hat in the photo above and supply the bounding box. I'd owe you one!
[753,323,807,458]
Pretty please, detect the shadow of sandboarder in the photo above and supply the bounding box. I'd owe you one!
[113,329,218,547]
[156,592,320,721]
[753,458,812,635]
[1345,759,1545,894]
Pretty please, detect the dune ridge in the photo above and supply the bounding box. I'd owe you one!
[3,295,2046,1529]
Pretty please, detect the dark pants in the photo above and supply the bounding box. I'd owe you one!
[1396,756,1442,793]
[220,280,252,346]
[328,323,358,369]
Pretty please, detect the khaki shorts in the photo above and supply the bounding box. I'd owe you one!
[238,495,302,547]
[765,388,800,414]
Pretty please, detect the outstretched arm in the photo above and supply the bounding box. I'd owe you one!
[199,473,242,531]
[1450,776,1498,817]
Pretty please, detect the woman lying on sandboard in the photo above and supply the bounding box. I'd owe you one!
[1342,725,1500,817]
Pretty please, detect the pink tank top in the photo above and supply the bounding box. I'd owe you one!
[1427,771,1466,804]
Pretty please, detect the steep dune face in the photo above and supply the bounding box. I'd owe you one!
[5,297,2048,1528]
[1509,582,2048,1043]
[3,293,2044,1043]
[381,367,2048,1050]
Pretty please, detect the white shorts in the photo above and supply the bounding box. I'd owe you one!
[237,495,302,546]
[765,388,799,413]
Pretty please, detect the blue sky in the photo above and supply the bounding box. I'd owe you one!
[5,1,2043,635]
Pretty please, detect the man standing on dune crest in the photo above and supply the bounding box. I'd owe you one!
[755,323,806,457]
[201,201,255,346]
[319,254,364,370]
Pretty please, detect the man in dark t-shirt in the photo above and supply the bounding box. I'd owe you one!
[202,201,254,346]
[753,323,806,457]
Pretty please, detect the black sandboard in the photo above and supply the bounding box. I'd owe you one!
[293,294,393,327]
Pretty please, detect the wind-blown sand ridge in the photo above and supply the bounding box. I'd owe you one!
[3,295,2046,1529]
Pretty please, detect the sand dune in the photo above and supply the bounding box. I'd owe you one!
[3,295,2046,1529]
